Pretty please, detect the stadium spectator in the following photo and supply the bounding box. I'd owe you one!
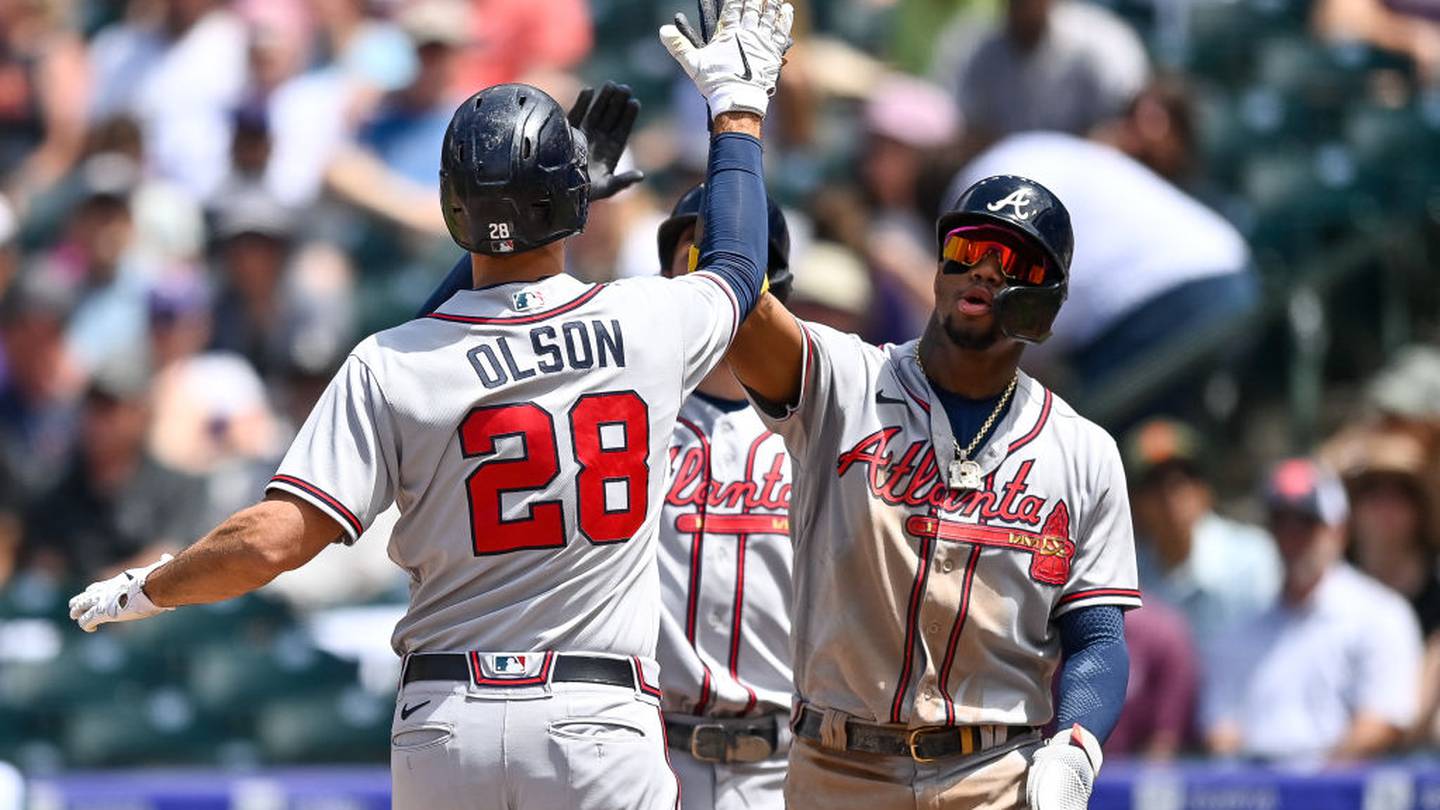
[0,0,89,210]
[1314,0,1440,83]
[0,271,83,501]
[934,0,1149,144]
[21,353,207,579]
[1334,430,1440,636]
[451,0,592,94]
[1106,599,1199,760]
[0,195,16,299]
[948,131,1257,414]
[207,189,299,378]
[857,74,958,338]
[1203,459,1423,765]
[1125,418,1280,652]
[786,240,874,337]
[88,0,248,200]
[44,153,153,373]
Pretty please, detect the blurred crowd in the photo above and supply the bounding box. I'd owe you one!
[0,0,1439,773]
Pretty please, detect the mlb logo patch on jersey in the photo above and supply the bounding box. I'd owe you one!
[512,290,546,312]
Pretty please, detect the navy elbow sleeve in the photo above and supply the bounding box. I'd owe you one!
[696,132,767,315]
[1056,605,1129,742]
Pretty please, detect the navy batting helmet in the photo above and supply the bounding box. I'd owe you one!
[656,183,793,303]
[936,175,1073,344]
[440,84,590,255]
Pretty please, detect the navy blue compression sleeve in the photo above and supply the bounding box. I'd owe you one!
[695,132,767,316]
[1055,605,1129,742]
[417,254,473,317]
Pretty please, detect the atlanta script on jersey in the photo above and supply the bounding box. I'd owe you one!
[755,322,1140,728]
[656,395,793,718]
[267,272,742,657]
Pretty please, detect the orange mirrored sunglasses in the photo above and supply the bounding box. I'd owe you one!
[941,226,1048,286]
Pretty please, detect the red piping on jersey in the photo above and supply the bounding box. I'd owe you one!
[1058,587,1142,604]
[724,431,772,716]
[693,271,739,342]
[938,546,982,725]
[889,532,935,724]
[654,704,682,810]
[1006,388,1053,453]
[632,656,664,699]
[797,325,817,410]
[425,285,603,325]
[467,650,555,686]
[897,376,931,414]
[674,416,716,715]
[268,475,363,538]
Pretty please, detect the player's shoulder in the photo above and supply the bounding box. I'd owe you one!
[801,320,890,364]
[1025,379,1121,457]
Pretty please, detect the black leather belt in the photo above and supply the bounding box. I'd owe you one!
[402,653,639,689]
[793,704,1036,763]
[665,713,782,763]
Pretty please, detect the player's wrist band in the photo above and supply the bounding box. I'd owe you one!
[401,652,642,690]
[792,703,1038,763]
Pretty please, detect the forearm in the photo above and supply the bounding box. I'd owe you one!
[1055,606,1130,742]
[727,293,805,407]
[143,496,335,607]
[1330,713,1403,762]
[697,112,767,315]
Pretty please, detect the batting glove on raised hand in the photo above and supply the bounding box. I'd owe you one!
[68,554,175,633]
[1026,724,1104,810]
[567,81,645,200]
[659,0,794,118]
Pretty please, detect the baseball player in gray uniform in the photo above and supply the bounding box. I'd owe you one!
[724,176,1140,810]
[417,184,799,810]
[64,2,795,808]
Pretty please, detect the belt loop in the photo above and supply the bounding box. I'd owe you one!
[979,725,993,750]
[397,653,411,692]
[819,708,849,751]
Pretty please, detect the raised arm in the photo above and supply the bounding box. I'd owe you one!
[726,292,805,408]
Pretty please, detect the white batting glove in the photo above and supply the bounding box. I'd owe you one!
[1026,724,1104,810]
[68,554,175,633]
[658,0,794,118]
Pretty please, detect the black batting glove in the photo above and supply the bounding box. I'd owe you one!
[568,81,645,200]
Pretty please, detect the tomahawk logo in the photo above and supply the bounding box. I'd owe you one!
[986,189,1034,219]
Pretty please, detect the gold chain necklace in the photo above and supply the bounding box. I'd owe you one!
[914,342,1017,490]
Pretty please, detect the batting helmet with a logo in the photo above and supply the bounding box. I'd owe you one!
[936,175,1072,344]
[440,84,590,255]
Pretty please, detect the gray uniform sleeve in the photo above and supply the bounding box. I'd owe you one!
[1053,435,1142,616]
[651,272,743,392]
[266,354,398,544]
[749,321,873,463]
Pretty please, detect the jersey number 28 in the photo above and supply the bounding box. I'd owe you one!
[458,392,650,555]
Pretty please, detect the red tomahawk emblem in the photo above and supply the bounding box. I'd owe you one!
[904,502,1074,585]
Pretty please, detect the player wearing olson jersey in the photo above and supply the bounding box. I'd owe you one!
[421,184,800,810]
[63,2,794,807]
[724,176,1140,810]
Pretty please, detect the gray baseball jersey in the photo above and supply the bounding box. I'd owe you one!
[267,271,742,657]
[756,323,1140,728]
[656,395,794,717]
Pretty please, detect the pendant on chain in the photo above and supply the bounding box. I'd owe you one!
[949,457,984,490]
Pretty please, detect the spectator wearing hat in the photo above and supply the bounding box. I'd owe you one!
[1126,419,1279,652]
[21,354,208,580]
[208,189,297,378]
[1334,431,1440,635]
[1202,458,1423,764]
